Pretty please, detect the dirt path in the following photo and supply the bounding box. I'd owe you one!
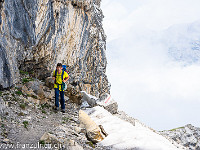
[0,87,111,150]
[1,94,81,150]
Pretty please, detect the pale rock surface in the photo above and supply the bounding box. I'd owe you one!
[79,109,105,143]
[81,91,118,114]
[97,93,118,114]
[0,0,109,98]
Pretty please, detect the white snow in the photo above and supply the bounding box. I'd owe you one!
[84,106,185,150]
[80,101,90,108]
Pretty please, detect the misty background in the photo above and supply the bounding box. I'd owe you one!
[101,0,200,131]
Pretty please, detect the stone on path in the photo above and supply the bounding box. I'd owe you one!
[79,110,105,143]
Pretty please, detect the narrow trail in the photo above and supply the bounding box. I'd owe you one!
[0,91,83,150]
[8,101,78,144]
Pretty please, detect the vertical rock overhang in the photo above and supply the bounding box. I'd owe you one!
[0,0,110,97]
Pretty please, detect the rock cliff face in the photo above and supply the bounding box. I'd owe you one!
[0,0,109,97]
[160,124,200,150]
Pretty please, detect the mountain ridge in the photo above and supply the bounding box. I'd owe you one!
[0,0,199,149]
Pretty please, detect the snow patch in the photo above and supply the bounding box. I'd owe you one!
[84,106,185,150]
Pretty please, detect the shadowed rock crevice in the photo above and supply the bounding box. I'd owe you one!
[0,45,12,90]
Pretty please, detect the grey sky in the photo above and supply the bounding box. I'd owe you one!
[102,0,200,130]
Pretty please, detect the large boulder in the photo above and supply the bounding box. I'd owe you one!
[65,84,82,105]
[81,91,118,114]
[40,131,84,150]
[81,91,97,107]
[25,80,45,100]
[40,132,60,145]
[79,110,106,143]
[45,77,54,89]
[18,80,50,104]
[21,85,36,96]
[97,93,118,114]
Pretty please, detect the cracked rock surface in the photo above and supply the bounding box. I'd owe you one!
[0,0,109,97]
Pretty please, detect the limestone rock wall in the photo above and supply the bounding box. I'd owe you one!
[0,0,109,97]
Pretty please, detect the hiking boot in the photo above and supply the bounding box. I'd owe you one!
[54,107,59,111]
[61,109,65,113]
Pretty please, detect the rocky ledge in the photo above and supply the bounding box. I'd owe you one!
[0,71,119,150]
[160,124,200,150]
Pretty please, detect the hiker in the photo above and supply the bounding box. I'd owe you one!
[52,63,69,113]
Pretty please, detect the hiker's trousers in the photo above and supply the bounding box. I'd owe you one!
[55,88,65,110]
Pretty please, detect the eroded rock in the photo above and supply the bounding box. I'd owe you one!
[79,110,105,143]
[97,93,118,114]
[40,132,60,145]
[45,77,54,89]
[66,84,82,105]
[0,0,110,97]
[80,91,118,114]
